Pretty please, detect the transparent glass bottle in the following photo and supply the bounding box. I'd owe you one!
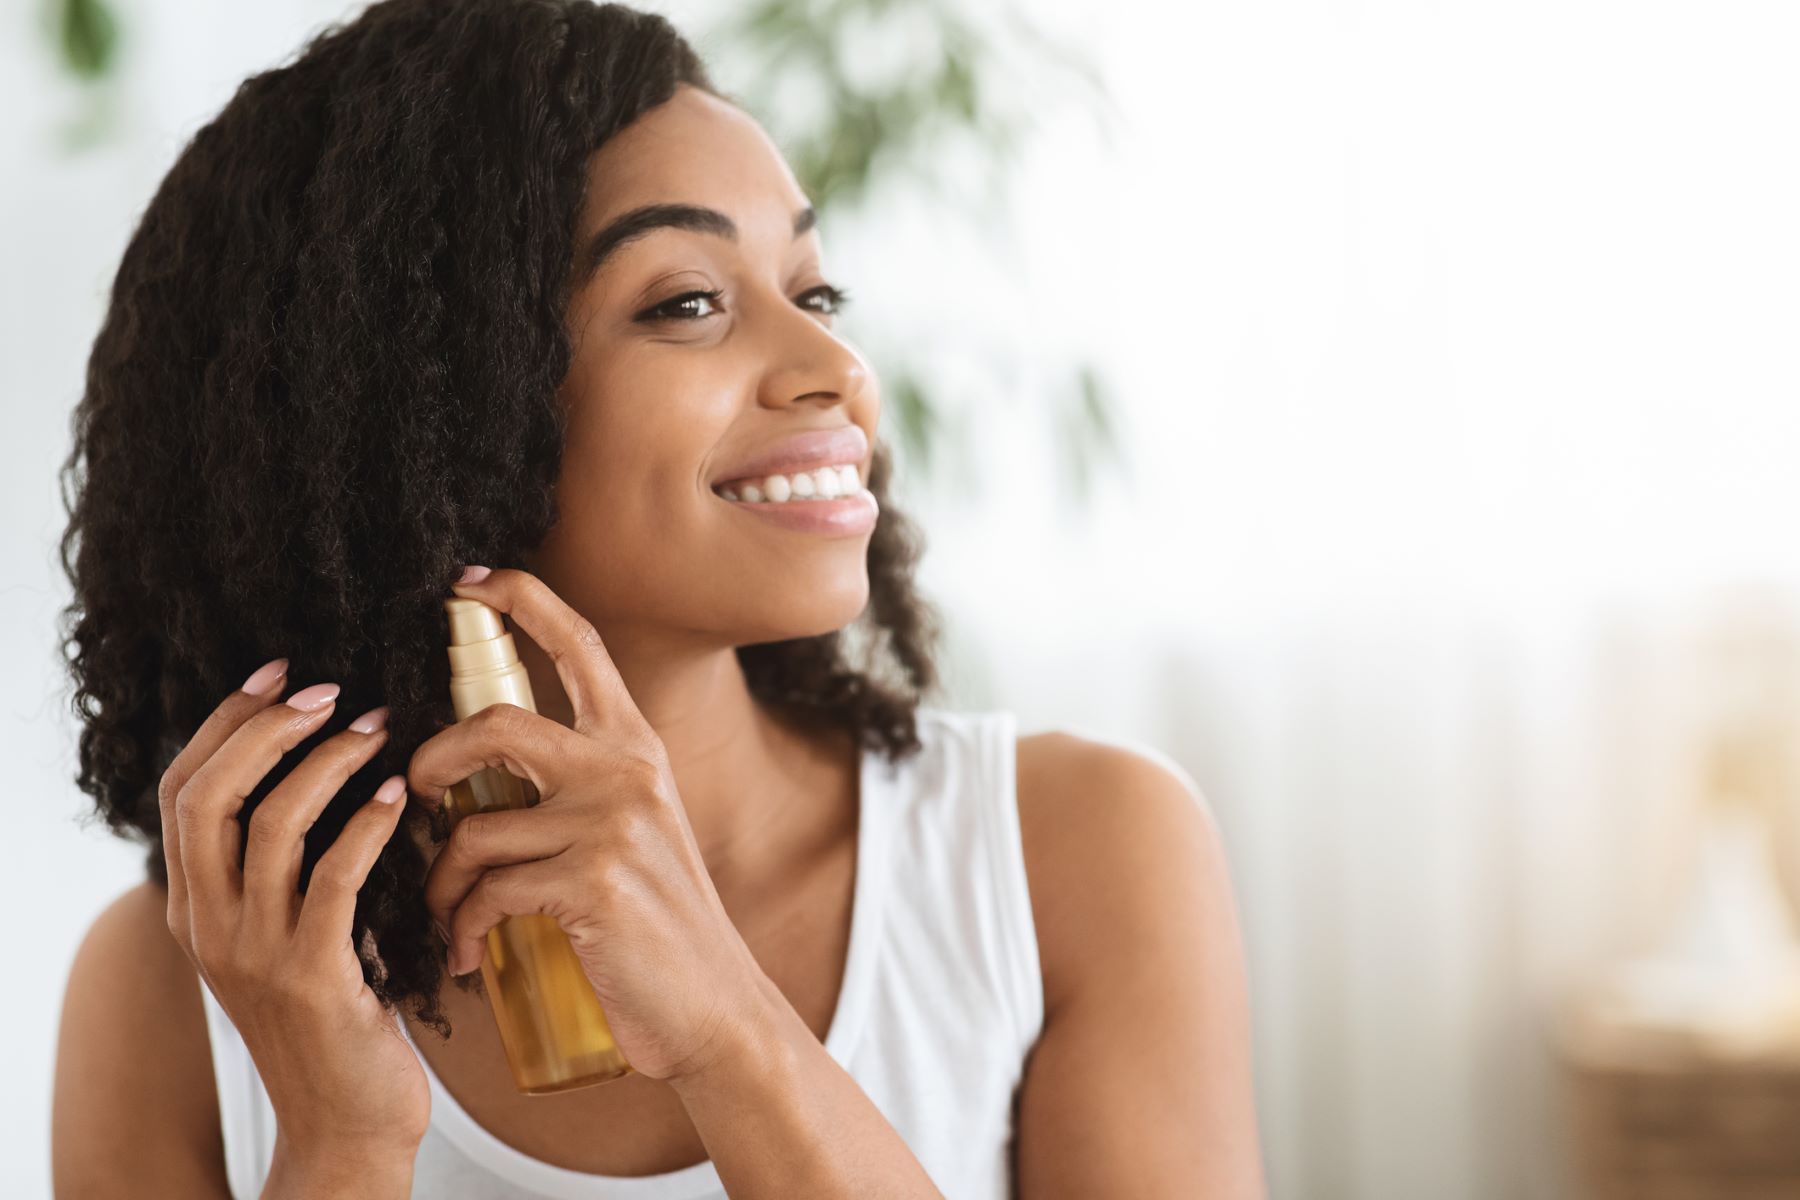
[442,596,633,1092]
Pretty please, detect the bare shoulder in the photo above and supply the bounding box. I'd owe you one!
[53,879,230,1198]
[1013,729,1232,1015]
[1011,730,1266,1197]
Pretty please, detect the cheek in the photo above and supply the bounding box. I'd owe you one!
[558,405,711,517]
[544,413,737,606]
[561,361,732,495]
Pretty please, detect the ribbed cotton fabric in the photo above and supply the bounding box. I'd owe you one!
[199,707,1045,1199]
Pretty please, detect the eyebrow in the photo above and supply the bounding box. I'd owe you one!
[575,202,818,285]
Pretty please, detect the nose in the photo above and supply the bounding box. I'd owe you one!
[754,290,870,411]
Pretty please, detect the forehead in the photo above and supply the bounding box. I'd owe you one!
[580,85,808,240]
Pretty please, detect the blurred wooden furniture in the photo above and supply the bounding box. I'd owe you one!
[1558,997,1800,1200]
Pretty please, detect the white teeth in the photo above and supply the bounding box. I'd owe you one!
[715,462,866,504]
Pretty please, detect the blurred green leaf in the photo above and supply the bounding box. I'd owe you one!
[47,0,119,81]
[886,370,941,477]
[1061,361,1126,509]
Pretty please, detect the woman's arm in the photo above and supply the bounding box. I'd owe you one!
[1012,733,1268,1199]
[669,977,947,1199]
[53,881,234,1199]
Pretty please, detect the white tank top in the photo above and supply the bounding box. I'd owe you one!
[199,707,1044,1199]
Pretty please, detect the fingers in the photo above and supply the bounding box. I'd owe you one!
[441,857,568,976]
[294,773,409,955]
[448,566,635,737]
[421,805,580,944]
[241,706,393,928]
[159,657,291,935]
[177,682,343,922]
[405,701,581,809]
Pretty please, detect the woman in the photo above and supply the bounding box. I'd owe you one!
[50,1,1265,1196]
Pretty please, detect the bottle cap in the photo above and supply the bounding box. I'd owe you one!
[444,597,522,681]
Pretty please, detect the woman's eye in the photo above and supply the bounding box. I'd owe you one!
[639,288,725,323]
[636,283,853,324]
[801,283,853,316]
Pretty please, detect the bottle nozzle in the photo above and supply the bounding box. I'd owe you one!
[446,597,506,646]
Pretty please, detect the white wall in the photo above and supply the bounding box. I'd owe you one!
[8,2,1800,1198]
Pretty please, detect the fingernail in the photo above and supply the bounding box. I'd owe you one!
[241,658,289,696]
[285,682,341,711]
[456,564,492,584]
[433,918,450,944]
[373,775,406,804]
[349,705,390,734]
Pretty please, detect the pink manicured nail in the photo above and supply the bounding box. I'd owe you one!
[285,682,340,711]
[349,705,390,734]
[240,658,289,696]
[457,564,491,584]
[373,775,406,805]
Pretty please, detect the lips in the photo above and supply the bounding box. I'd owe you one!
[709,425,870,490]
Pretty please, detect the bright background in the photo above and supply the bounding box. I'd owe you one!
[8,2,1800,1198]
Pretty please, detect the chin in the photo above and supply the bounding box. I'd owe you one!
[736,578,871,645]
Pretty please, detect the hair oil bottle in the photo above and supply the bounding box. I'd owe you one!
[441,595,633,1092]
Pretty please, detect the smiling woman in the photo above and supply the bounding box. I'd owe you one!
[48,1,1263,1198]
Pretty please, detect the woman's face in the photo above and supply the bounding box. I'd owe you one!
[530,84,880,648]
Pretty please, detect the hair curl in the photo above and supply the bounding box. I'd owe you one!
[56,0,941,1039]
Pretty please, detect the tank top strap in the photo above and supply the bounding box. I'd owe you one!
[977,709,1044,1049]
[908,707,1045,1051]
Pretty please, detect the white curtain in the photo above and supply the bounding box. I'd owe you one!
[890,3,1800,1197]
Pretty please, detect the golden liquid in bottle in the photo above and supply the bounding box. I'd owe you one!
[443,597,633,1093]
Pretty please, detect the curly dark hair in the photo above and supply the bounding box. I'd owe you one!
[55,0,941,1040]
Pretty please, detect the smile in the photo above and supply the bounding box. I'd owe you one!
[710,466,878,537]
[710,462,864,504]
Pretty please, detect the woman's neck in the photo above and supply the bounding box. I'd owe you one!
[512,622,851,896]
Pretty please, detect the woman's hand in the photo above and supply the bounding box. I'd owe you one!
[407,565,781,1085]
[159,661,429,1162]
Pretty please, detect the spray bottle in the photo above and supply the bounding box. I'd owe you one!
[441,596,633,1092]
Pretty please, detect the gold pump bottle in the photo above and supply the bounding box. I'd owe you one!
[441,596,633,1093]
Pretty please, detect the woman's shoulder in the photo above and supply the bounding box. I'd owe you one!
[1012,726,1225,1019]
[55,880,230,1195]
